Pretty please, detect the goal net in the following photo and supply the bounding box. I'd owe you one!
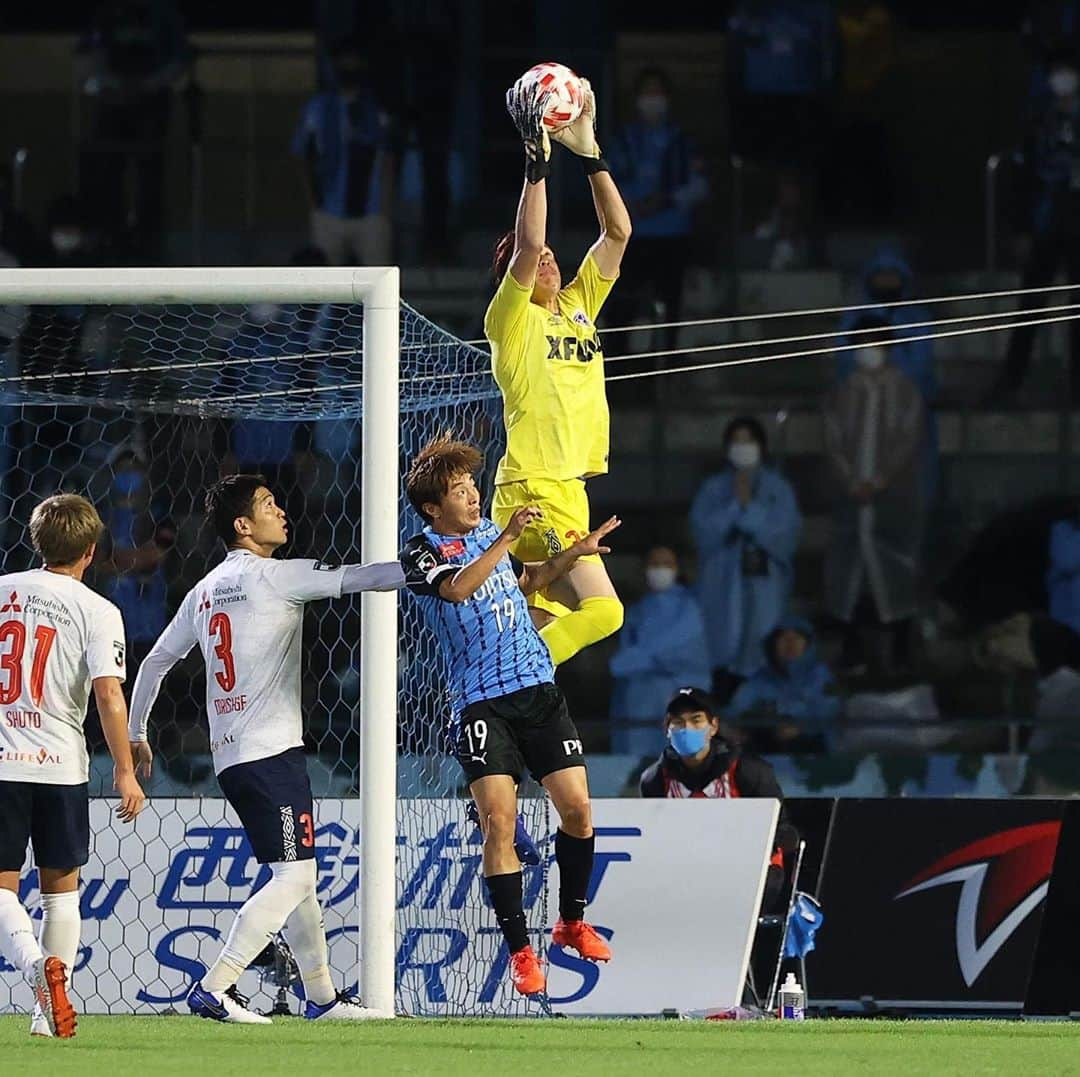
[0,268,549,1018]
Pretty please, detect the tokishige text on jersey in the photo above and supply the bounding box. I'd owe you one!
[400,519,555,724]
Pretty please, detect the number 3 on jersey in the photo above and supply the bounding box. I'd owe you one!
[0,621,57,707]
[208,612,236,692]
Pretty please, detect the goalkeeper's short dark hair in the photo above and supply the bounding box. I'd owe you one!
[205,474,267,546]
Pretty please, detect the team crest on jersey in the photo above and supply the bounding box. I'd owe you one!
[439,539,465,558]
[571,309,591,328]
[543,528,564,556]
[313,560,340,571]
[113,641,125,668]
[414,548,439,574]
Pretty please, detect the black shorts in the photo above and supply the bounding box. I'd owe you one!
[217,747,316,865]
[455,683,585,785]
[0,781,89,872]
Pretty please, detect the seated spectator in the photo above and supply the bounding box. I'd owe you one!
[824,312,926,677]
[639,686,799,912]
[690,416,801,701]
[726,618,839,753]
[607,67,708,350]
[973,509,1080,677]
[609,546,710,754]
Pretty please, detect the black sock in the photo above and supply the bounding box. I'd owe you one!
[485,871,529,953]
[555,829,594,922]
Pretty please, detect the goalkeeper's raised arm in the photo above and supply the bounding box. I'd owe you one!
[552,77,632,278]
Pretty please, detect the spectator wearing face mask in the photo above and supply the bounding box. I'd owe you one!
[689,417,802,700]
[292,37,398,266]
[639,686,798,910]
[986,47,1080,402]
[608,546,710,753]
[606,68,708,350]
[835,249,937,502]
[824,312,926,675]
[725,617,839,753]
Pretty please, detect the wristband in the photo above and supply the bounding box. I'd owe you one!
[582,156,610,176]
[525,156,551,184]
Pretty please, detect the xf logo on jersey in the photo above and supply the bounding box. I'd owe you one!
[545,336,602,363]
[0,591,21,613]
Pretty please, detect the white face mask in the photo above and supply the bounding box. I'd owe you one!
[1051,67,1079,98]
[51,230,82,254]
[646,565,677,591]
[855,345,887,370]
[637,94,668,123]
[728,442,761,470]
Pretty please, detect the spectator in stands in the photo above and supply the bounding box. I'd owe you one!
[824,312,926,676]
[985,45,1080,402]
[606,68,708,348]
[293,37,398,267]
[727,0,840,268]
[608,546,711,753]
[640,686,798,910]
[835,250,937,501]
[971,504,1080,676]
[97,452,173,669]
[690,416,801,702]
[726,618,839,753]
[76,0,191,262]
[227,247,328,479]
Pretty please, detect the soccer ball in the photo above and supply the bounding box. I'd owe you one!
[521,62,584,132]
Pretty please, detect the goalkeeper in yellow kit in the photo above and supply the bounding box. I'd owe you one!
[484,74,632,667]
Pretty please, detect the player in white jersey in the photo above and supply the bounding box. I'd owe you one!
[128,474,404,1023]
[0,494,145,1039]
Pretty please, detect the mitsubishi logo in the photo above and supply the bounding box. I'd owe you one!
[0,591,21,613]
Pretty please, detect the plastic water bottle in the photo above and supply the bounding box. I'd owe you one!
[778,972,805,1021]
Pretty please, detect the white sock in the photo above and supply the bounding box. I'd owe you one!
[39,891,80,983]
[202,860,315,995]
[283,889,335,1006]
[0,888,43,978]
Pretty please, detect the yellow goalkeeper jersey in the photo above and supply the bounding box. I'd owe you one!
[484,253,617,486]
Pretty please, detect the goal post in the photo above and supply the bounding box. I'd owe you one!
[0,264,400,1015]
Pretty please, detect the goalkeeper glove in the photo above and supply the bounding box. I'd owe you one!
[506,78,552,184]
[551,78,609,175]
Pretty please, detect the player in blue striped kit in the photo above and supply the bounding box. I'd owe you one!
[400,435,619,997]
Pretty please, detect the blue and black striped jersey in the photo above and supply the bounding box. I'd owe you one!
[400,519,555,723]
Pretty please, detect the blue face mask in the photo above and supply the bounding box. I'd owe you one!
[670,726,710,756]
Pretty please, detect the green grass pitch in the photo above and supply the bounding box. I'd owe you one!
[3,1016,1080,1076]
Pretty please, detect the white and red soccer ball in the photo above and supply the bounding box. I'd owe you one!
[520,62,584,132]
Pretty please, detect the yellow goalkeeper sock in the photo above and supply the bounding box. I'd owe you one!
[540,595,624,666]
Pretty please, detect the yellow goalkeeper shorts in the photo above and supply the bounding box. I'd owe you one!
[491,478,598,615]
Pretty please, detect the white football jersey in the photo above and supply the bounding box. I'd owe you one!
[150,550,350,774]
[0,569,126,785]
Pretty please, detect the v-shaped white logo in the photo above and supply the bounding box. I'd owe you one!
[895,864,1049,986]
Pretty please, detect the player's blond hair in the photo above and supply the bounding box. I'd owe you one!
[406,434,483,522]
[29,494,105,566]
